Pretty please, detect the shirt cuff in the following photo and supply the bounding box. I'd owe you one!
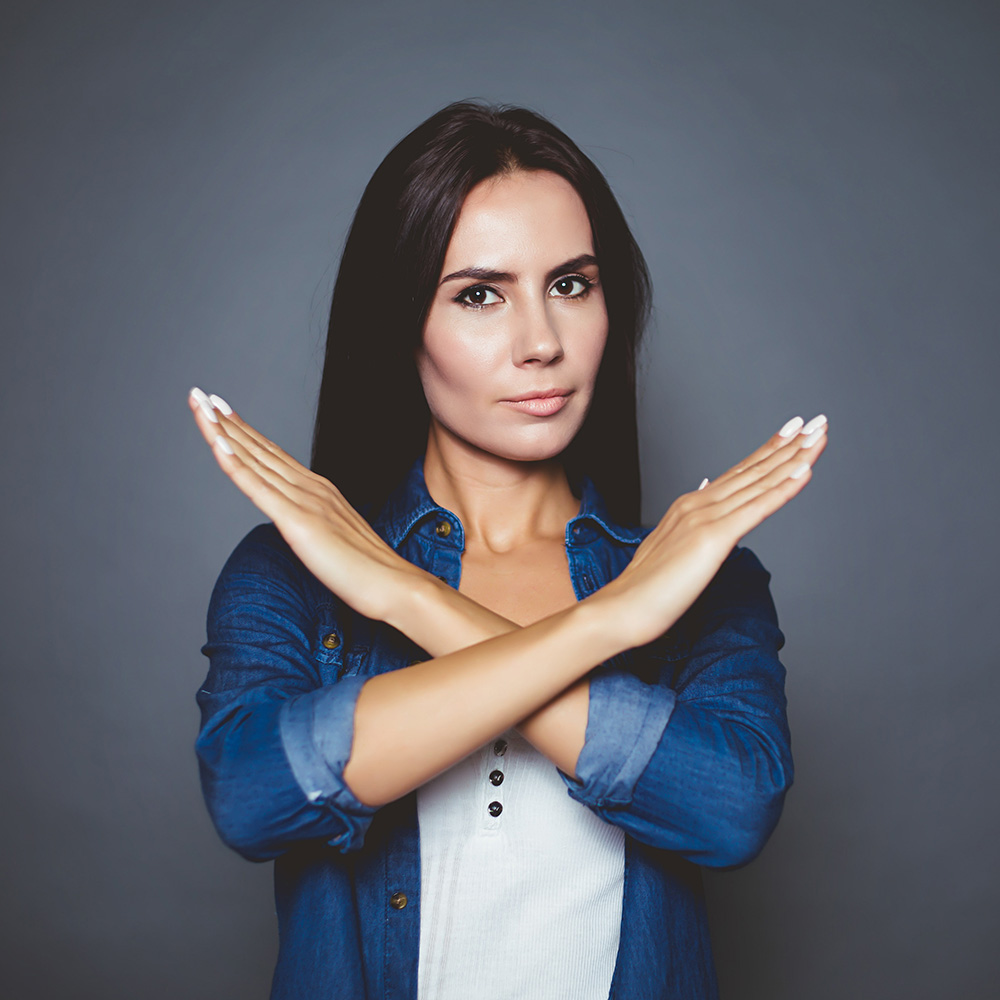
[560,667,677,808]
[278,676,377,849]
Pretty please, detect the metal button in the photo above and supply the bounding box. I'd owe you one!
[321,632,340,650]
[489,769,504,786]
[493,739,507,757]
[389,891,408,910]
[435,520,451,538]
[488,801,503,817]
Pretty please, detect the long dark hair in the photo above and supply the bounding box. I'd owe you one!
[311,101,651,525]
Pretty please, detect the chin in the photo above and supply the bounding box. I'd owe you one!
[477,428,580,464]
[429,402,587,464]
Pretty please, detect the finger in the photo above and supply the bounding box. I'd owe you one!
[703,415,827,502]
[716,457,816,543]
[214,406,375,533]
[213,412,313,491]
[707,414,812,489]
[708,429,828,522]
[209,433,305,525]
[191,389,328,498]
[211,423,314,504]
[190,387,225,445]
[706,419,798,484]
[189,390,306,501]
[208,393,320,478]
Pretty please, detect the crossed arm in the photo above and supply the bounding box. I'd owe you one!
[376,573,591,779]
[191,387,825,844]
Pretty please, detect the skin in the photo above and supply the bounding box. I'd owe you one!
[415,168,607,550]
[412,168,613,769]
[187,170,829,808]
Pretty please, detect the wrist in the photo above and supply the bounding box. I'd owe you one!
[579,580,651,654]
[380,566,442,638]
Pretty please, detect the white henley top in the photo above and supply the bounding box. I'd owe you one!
[416,725,625,999]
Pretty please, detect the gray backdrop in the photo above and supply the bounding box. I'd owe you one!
[2,1,997,997]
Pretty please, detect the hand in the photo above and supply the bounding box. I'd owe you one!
[188,387,428,622]
[597,414,829,648]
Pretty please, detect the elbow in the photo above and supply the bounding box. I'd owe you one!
[201,782,369,861]
[701,765,794,870]
[702,797,783,869]
[194,734,288,862]
[194,693,377,860]
[196,751,373,861]
[197,769,285,862]
[213,814,280,863]
[194,699,300,861]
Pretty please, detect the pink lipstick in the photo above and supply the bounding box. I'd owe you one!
[500,391,572,416]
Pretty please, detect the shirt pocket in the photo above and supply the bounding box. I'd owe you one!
[312,605,368,685]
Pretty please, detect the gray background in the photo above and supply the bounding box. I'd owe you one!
[2,1,997,997]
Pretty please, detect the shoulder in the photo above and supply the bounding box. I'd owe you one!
[219,520,296,570]
[207,522,328,622]
[212,522,305,588]
[202,524,359,687]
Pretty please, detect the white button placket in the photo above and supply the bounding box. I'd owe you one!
[481,735,508,831]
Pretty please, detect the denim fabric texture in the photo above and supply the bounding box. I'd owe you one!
[196,454,794,999]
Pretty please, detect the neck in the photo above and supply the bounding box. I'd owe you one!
[421,422,581,554]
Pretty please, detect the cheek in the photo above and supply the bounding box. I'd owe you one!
[579,306,610,381]
[416,314,500,402]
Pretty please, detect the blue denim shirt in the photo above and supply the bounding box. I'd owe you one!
[196,454,793,999]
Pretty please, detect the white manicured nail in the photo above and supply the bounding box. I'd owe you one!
[209,393,233,415]
[778,416,804,438]
[214,435,233,455]
[800,426,826,448]
[698,478,709,490]
[197,397,218,423]
[801,414,827,435]
[789,461,811,480]
[190,386,210,406]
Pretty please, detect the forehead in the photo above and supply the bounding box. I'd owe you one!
[442,169,594,270]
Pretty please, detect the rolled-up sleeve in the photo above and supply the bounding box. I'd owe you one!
[195,524,378,862]
[560,545,794,870]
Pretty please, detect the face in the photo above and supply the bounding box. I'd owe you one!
[414,169,609,464]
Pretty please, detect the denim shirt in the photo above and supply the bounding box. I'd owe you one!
[196,454,793,999]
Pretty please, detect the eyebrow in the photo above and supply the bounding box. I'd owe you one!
[439,254,599,288]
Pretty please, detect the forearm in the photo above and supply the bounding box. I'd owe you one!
[385,575,589,777]
[390,573,518,654]
[344,582,613,807]
[558,549,796,867]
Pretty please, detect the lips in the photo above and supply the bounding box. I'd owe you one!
[500,391,572,417]
[502,388,573,402]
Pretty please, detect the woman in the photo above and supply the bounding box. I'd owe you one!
[190,101,827,999]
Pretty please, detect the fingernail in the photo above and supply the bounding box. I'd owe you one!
[801,414,827,435]
[209,393,233,415]
[214,436,233,455]
[698,478,709,490]
[189,386,210,406]
[197,397,218,423]
[789,461,811,480]
[800,425,826,448]
[778,416,804,438]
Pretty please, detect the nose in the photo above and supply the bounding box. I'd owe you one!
[512,302,564,367]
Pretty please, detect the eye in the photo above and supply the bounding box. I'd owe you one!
[455,284,503,309]
[549,275,592,299]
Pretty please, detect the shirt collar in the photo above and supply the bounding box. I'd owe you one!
[371,453,646,551]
